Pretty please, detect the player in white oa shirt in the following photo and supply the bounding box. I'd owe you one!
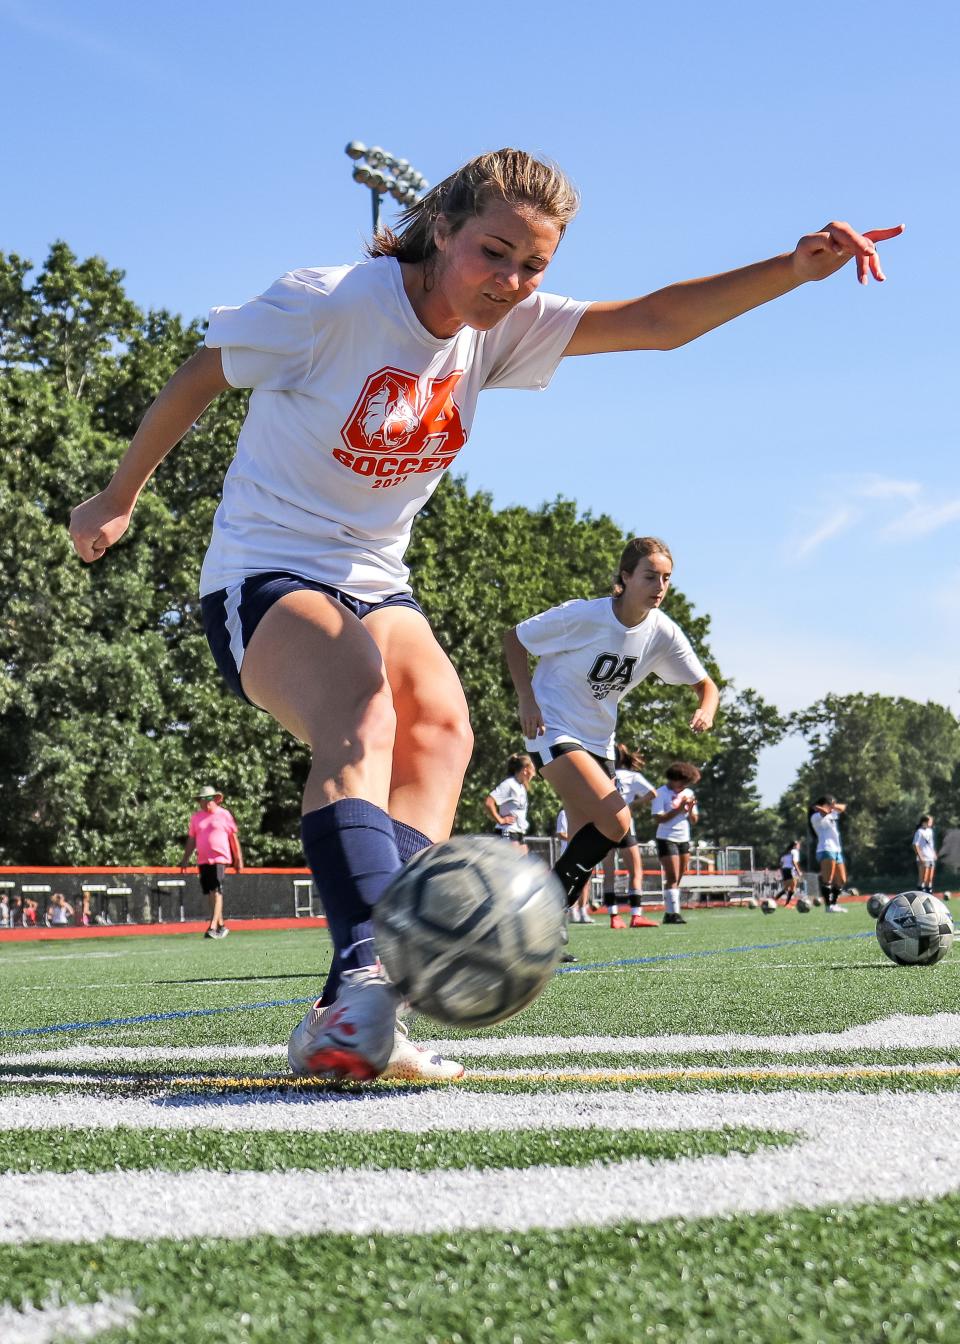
[912,814,937,894]
[69,145,899,1084]
[504,537,718,910]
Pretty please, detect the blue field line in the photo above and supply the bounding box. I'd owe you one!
[0,930,876,1040]
[0,996,316,1039]
[555,929,876,974]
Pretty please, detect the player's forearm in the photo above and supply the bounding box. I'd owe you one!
[587,254,802,353]
[105,349,227,509]
[503,629,535,699]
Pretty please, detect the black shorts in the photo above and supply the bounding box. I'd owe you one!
[201,571,425,704]
[198,863,226,895]
[496,830,525,842]
[529,741,616,779]
[618,831,639,849]
[656,839,690,858]
[781,866,796,881]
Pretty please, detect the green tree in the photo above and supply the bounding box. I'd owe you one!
[778,693,960,880]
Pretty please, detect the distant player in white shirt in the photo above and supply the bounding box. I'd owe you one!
[484,754,534,847]
[777,840,803,904]
[504,536,717,911]
[912,814,937,894]
[651,762,702,925]
[68,143,900,1084]
[602,744,657,929]
[808,795,849,912]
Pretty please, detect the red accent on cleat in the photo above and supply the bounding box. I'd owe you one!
[630,915,657,927]
[303,1048,381,1081]
[610,915,627,929]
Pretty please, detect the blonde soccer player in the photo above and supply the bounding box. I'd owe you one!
[70,147,899,1083]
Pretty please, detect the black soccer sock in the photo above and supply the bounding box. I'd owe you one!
[553,824,617,905]
[392,819,432,864]
[819,878,832,904]
[301,800,401,1005]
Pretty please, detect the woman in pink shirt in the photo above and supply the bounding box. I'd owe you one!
[181,785,244,939]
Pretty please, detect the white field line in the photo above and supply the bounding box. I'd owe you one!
[0,1292,139,1343]
[1,1093,959,1241]
[4,1012,960,1067]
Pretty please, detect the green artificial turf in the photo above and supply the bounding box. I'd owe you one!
[2,912,959,1343]
[0,1124,789,1174]
[3,1196,960,1343]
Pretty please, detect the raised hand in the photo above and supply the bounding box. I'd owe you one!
[793,222,904,285]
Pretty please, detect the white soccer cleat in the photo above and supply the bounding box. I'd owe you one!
[380,1020,465,1082]
[287,966,398,1081]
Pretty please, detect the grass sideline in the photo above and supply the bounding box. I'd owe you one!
[1,902,958,1342]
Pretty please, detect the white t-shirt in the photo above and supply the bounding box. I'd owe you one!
[516,598,707,758]
[50,904,70,925]
[201,258,587,599]
[780,846,800,871]
[615,768,655,806]
[811,811,842,852]
[913,827,936,861]
[555,809,568,837]
[652,785,696,841]
[488,778,529,835]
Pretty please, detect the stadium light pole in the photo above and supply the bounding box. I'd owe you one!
[344,141,430,234]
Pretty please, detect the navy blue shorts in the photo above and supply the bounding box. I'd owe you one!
[200,571,425,704]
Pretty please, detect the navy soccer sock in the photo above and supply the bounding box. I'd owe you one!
[553,823,617,905]
[301,799,400,1005]
[392,818,433,864]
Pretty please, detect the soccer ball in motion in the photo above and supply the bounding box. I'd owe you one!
[875,891,955,967]
[796,895,811,913]
[760,897,778,915]
[374,836,566,1028]
[866,892,891,920]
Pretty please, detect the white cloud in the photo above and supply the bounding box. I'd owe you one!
[882,497,960,540]
[792,506,858,557]
[855,476,922,501]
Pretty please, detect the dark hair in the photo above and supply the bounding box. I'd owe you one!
[665,761,700,787]
[507,753,533,776]
[813,795,836,807]
[367,148,579,263]
[616,743,645,771]
[918,814,933,827]
[612,537,673,596]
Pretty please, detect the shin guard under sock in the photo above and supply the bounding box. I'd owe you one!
[553,824,617,905]
[392,818,433,865]
[301,799,400,1004]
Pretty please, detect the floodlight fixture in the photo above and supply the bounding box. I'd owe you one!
[345,140,429,232]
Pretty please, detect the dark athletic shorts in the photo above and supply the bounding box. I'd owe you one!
[198,863,226,895]
[201,571,425,704]
[781,866,796,881]
[529,740,616,779]
[656,838,691,858]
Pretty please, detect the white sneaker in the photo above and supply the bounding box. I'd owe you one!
[826,904,848,914]
[380,1020,465,1082]
[287,966,398,1081]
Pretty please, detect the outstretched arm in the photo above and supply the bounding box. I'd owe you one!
[564,223,904,355]
[69,346,230,562]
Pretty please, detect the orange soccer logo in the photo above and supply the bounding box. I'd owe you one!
[340,367,466,460]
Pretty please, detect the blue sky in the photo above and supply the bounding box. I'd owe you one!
[3,0,957,803]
